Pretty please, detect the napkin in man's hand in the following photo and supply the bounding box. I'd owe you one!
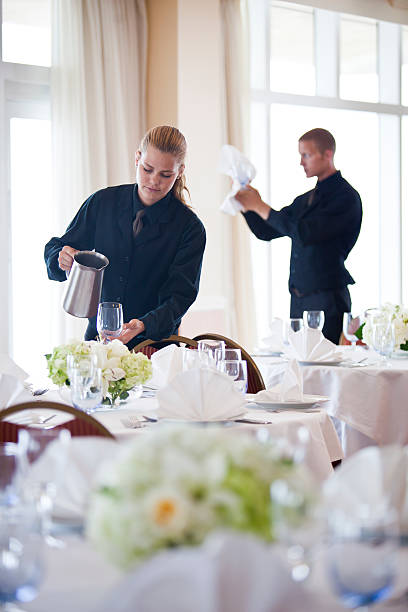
[0,374,32,408]
[254,359,303,403]
[219,145,256,216]
[323,445,408,533]
[285,328,342,362]
[261,318,285,353]
[96,532,313,612]
[150,345,186,388]
[156,368,246,421]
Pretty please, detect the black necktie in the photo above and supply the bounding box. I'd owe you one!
[133,209,145,237]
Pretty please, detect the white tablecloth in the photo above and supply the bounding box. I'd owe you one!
[6,390,342,481]
[256,348,408,457]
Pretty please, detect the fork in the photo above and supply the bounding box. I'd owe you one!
[121,415,148,429]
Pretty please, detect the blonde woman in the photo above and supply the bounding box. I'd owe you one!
[45,126,206,348]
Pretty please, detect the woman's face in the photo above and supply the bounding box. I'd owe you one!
[135,145,184,206]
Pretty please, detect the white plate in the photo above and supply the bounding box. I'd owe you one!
[298,359,343,366]
[247,394,329,410]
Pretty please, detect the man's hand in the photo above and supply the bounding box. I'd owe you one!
[235,185,271,220]
[118,319,145,345]
[58,245,80,272]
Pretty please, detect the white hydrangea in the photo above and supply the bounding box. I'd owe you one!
[362,303,408,350]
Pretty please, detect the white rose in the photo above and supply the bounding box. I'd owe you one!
[104,367,126,382]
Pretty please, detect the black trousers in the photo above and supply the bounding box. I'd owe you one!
[290,286,351,345]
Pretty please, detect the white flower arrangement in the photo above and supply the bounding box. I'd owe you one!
[46,339,152,404]
[86,425,314,569]
[362,303,408,351]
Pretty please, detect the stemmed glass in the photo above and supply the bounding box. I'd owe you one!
[283,318,303,346]
[303,310,325,331]
[326,510,399,610]
[97,301,123,343]
[343,313,360,348]
[371,321,395,367]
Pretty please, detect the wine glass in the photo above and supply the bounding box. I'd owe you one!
[371,321,395,367]
[97,301,123,343]
[0,503,44,611]
[343,313,360,348]
[303,310,325,331]
[283,318,303,346]
[0,443,25,507]
[326,510,399,610]
[70,367,103,413]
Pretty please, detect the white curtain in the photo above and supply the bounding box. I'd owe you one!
[51,0,147,342]
[220,0,257,350]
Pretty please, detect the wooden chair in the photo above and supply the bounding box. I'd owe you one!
[192,333,265,394]
[132,335,198,358]
[0,401,115,443]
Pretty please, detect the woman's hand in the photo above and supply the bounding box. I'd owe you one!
[58,245,79,272]
[119,319,145,345]
[235,185,271,220]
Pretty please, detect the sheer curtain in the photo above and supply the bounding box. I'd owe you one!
[50,0,147,342]
[220,0,257,349]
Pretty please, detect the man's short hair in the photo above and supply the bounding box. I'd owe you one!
[299,128,336,154]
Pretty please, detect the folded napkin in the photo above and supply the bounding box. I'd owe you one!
[0,373,33,408]
[96,531,312,612]
[156,368,247,421]
[323,445,408,533]
[285,328,342,362]
[0,353,28,381]
[261,318,285,353]
[219,145,256,216]
[150,345,185,388]
[254,359,304,402]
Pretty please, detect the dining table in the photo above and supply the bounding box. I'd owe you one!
[255,346,408,457]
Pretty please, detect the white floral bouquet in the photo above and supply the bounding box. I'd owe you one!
[361,303,408,351]
[86,425,314,569]
[46,339,152,404]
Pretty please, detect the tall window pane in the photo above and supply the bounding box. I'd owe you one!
[270,1,315,95]
[402,26,408,106]
[340,14,378,102]
[2,0,51,66]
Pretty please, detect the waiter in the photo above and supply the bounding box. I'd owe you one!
[235,128,362,344]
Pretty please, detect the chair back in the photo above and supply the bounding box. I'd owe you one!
[192,333,265,393]
[0,401,115,443]
[132,335,198,357]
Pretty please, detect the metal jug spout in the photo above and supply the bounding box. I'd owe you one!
[63,250,109,318]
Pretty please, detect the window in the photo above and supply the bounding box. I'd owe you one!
[248,0,405,343]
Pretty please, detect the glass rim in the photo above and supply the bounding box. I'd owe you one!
[98,301,122,309]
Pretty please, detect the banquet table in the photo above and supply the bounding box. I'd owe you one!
[5,389,343,481]
[255,347,408,457]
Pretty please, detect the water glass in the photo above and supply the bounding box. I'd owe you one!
[326,511,399,609]
[215,347,241,363]
[97,301,123,343]
[342,312,360,348]
[70,367,103,413]
[283,318,303,345]
[197,339,225,367]
[371,321,395,366]
[303,310,325,331]
[218,359,248,394]
[0,503,44,610]
[0,443,25,507]
[66,353,98,380]
[182,348,203,371]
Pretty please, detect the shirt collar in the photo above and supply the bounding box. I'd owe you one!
[315,170,342,194]
[132,185,172,223]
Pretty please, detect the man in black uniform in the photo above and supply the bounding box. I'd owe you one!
[235,128,362,344]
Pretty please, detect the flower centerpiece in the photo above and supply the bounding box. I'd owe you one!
[360,303,408,352]
[86,425,315,569]
[46,339,152,404]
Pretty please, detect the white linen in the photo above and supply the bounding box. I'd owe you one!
[323,444,408,533]
[96,532,310,612]
[254,359,303,402]
[156,368,247,421]
[261,318,285,353]
[0,353,29,380]
[285,328,342,362]
[218,145,256,216]
[0,373,33,408]
[149,345,185,388]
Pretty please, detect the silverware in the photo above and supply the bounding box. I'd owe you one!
[234,417,274,425]
[33,388,49,396]
[121,416,147,429]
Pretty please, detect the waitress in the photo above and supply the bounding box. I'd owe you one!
[44,125,206,349]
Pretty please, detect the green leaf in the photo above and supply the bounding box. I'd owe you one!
[399,341,408,351]
[102,397,112,405]
[45,353,51,360]
[119,391,129,400]
[355,322,365,340]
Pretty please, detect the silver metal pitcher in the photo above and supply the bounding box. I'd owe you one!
[62,251,109,318]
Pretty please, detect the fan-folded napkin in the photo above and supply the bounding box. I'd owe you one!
[156,368,246,421]
[285,328,342,362]
[261,318,285,353]
[149,345,185,388]
[96,532,313,612]
[323,445,408,533]
[0,374,32,408]
[253,359,303,402]
[219,145,256,216]
[0,353,28,381]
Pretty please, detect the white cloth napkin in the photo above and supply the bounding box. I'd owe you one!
[150,345,185,388]
[323,444,408,533]
[219,145,256,216]
[0,373,33,408]
[156,368,247,421]
[96,531,313,612]
[285,328,342,362]
[253,359,304,402]
[261,318,285,353]
[0,353,28,381]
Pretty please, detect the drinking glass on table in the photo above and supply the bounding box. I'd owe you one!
[70,367,103,413]
[217,359,248,394]
[215,347,241,363]
[371,321,395,367]
[303,310,325,331]
[283,318,303,346]
[197,339,225,367]
[343,312,360,348]
[97,301,123,343]
[66,353,98,380]
[326,509,399,610]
